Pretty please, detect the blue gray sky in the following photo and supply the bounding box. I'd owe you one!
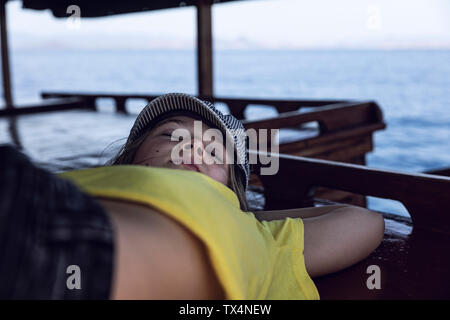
[7,0,450,49]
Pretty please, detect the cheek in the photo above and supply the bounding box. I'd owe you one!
[134,141,169,165]
[206,165,229,186]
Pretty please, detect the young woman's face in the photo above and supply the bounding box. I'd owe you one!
[133,115,230,186]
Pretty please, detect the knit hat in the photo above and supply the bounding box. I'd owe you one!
[127,93,250,189]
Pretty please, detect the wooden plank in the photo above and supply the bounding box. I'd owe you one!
[283,135,373,158]
[314,155,368,208]
[252,151,450,234]
[250,130,375,163]
[298,148,370,208]
[41,92,349,117]
[423,167,450,177]
[314,141,372,162]
[243,101,384,132]
[314,188,367,207]
[0,97,88,117]
[278,123,385,153]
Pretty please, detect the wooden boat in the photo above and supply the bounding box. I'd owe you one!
[1,0,449,299]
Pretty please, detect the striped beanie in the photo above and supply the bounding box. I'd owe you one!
[127,93,250,189]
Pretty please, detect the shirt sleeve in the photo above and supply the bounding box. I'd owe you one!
[260,217,320,299]
[261,217,304,252]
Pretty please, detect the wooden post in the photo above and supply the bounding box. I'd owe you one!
[115,97,127,114]
[196,0,213,97]
[0,0,13,108]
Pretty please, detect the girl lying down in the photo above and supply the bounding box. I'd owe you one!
[0,93,384,299]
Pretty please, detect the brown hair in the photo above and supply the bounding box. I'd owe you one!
[107,127,250,211]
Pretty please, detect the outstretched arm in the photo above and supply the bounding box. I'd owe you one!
[254,205,385,278]
[302,205,384,278]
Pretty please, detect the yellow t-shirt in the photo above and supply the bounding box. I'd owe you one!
[58,165,319,300]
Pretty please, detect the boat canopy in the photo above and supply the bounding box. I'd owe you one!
[11,0,244,17]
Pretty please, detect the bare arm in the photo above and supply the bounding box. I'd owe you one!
[303,206,385,278]
[254,204,385,278]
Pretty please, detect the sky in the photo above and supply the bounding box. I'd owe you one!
[6,0,450,49]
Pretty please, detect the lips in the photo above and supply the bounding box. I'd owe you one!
[181,163,201,173]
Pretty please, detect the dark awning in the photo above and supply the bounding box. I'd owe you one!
[14,0,246,18]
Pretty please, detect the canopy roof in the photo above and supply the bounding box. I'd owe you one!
[13,0,245,18]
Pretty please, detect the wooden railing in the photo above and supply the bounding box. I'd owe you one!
[0,97,87,116]
[251,151,450,234]
[243,101,384,134]
[37,92,349,119]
